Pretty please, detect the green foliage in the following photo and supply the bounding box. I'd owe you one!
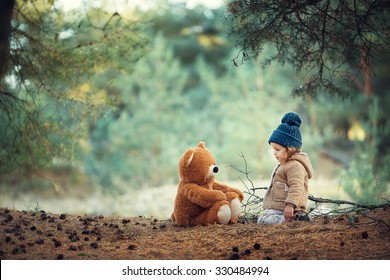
[83,34,190,190]
[0,97,50,173]
[340,153,389,204]
[312,94,390,203]
[149,3,233,75]
[0,1,148,175]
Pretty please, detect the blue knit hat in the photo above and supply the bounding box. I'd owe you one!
[268,112,302,149]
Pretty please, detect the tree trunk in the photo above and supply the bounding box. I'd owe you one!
[0,0,15,81]
[361,46,372,97]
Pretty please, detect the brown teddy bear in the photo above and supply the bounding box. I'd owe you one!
[171,142,244,226]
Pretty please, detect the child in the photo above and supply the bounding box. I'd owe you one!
[257,112,314,224]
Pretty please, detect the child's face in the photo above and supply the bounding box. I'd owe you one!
[270,142,288,163]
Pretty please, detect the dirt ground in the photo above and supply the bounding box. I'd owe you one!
[0,207,389,260]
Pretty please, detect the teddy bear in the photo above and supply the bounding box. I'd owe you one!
[171,142,244,226]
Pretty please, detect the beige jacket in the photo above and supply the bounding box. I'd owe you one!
[263,153,313,211]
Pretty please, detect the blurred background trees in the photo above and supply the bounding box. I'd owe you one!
[0,0,388,212]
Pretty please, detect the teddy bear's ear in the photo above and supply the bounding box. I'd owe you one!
[181,148,195,167]
[198,142,206,149]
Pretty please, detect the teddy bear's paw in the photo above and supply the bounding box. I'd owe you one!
[230,198,241,219]
[217,204,231,225]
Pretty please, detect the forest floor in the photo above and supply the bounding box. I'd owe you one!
[1,206,389,260]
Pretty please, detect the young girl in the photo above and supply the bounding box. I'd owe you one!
[257,112,314,224]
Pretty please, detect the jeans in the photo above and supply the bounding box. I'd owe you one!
[257,209,285,224]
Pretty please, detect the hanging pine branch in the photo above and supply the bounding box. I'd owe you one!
[226,0,390,97]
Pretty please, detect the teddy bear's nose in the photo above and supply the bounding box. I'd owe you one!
[213,166,219,173]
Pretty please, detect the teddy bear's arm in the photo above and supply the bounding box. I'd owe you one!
[212,181,244,201]
[183,183,226,208]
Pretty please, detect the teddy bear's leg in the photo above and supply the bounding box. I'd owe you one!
[217,204,231,225]
[224,192,242,224]
[229,198,241,224]
[190,201,231,225]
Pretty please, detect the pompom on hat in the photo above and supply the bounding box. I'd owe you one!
[268,112,302,149]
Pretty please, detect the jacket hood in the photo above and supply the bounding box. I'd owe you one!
[290,152,314,179]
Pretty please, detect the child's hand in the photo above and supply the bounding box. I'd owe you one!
[284,204,295,222]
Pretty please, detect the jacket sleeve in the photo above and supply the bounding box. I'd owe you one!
[284,161,306,207]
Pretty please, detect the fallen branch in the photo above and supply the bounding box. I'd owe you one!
[308,195,390,210]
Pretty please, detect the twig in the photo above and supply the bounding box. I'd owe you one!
[359,211,390,231]
[229,152,265,218]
